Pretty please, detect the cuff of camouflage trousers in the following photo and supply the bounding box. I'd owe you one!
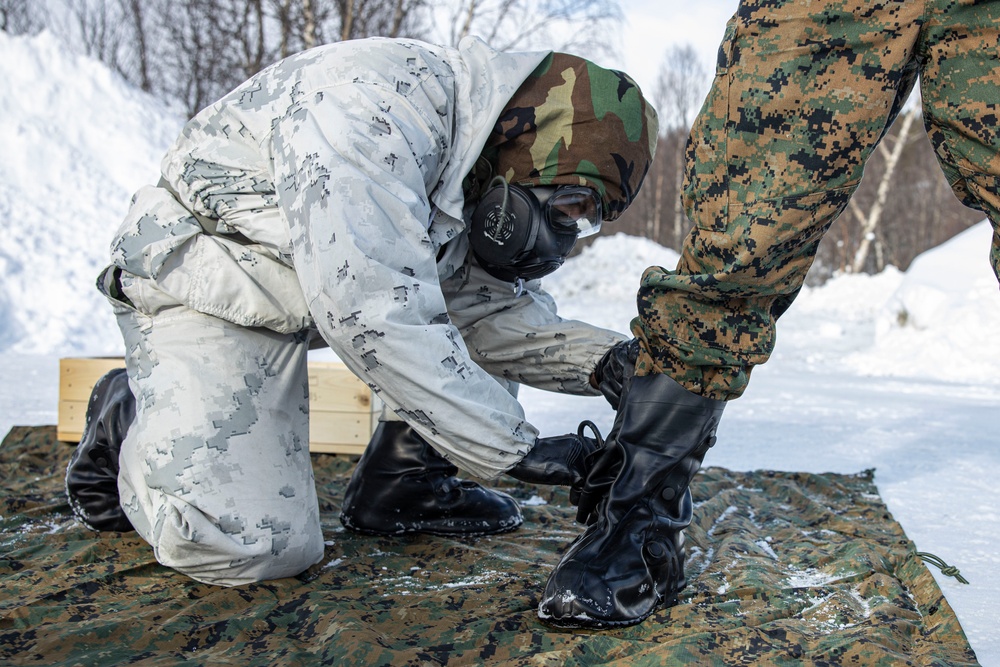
[630,318,748,401]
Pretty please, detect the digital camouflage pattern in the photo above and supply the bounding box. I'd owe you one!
[2,426,979,665]
[633,0,1000,399]
[109,295,325,587]
[485,52,659,221]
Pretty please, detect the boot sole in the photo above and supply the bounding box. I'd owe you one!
[537,593,679,630]
[340,514,523,538]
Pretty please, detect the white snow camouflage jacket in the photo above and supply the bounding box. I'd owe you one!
[106,36,625,479]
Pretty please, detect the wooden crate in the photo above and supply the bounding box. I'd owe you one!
[57,357,127,443]
[58,357,377,455]
[306,361,378,455]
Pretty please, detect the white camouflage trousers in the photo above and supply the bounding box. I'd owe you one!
[105,273,324,586]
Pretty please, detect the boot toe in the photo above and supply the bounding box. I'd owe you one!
[538,580,660,629]
[538,586,614,628]
[431,486,524,535]
[538,561,637,629]
[537,521,675,628]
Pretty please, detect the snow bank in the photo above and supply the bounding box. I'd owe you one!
[0,30,183,356]
[544,234,680,335]
[843,221,1000,384]
[1,26,998,389]
[550,224,1000,388]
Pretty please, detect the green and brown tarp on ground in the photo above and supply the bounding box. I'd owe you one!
[0,426,979,666]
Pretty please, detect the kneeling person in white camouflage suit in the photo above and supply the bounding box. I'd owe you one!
[65,36,657,586]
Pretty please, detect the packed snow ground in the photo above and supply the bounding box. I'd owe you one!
[1,31,998,663]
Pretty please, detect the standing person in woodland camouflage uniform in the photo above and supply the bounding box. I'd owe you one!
[65,36,658,587]
[540,0,1000,629]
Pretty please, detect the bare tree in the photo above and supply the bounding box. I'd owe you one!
[336,0,426,41]
[849,106,920,273]
[244,0,268,75]
[653,44,707,249]
[65,0,127,72]
[272,0,296,58]
[338,0,355,40]
[606,44,709,252]
[434,0,622,60]
[149,0,248,116]
[0,0,45,34]
[269,0,335,58]
[121,0,152,91]
[302,0,317,47]
[86,0,426,117]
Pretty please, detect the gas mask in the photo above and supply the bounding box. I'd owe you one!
[469,178,603,283]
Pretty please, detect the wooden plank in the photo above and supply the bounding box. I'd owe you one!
[58,357,376,454]
[308,442,367,456]
[57,358,127,441]
[307,362,372,412]
[59,357,125,402]
[309,410,372,446]
[56,400,89,442]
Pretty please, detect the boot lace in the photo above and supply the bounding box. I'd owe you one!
[577,420,605,450]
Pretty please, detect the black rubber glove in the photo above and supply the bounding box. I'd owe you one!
[591,338,639,410]
[506,422,603,492]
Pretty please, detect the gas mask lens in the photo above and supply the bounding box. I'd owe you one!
[538,186,603,238]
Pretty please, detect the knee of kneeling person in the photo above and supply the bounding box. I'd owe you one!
[149,516,325,587]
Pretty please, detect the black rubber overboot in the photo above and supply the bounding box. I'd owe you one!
[339,421,523,536]
[65,368,136,532]
[538,373,725,628]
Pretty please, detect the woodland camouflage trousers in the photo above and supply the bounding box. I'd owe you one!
[632,0,1000,399]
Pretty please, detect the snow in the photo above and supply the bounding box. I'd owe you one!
[1,30,998,664]
[0,30,183,357]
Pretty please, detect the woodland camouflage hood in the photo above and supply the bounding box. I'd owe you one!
[484,52,659,221]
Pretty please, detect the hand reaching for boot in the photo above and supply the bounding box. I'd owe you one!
[506,422,604,495]
[590,338,639,410]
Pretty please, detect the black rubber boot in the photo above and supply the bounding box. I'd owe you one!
[339,421,523,536]
[65,368,136,532]
[538,373,725,628]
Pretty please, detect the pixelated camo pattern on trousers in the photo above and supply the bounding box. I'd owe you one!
[633,0,1000,400]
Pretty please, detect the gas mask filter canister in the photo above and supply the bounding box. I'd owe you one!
[469,178,602,283]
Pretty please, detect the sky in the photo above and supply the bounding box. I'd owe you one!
[612,0,739,96]
[1,23,999,664]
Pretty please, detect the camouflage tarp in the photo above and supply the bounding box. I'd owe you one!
[1,426,978,666]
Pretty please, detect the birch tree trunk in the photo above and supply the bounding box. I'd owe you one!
[303,0,317,48]
[456,0,478,44]
[339,0,354,41]
[850,107,919,273]
[671,147,684,248]
[124,0,151,91]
